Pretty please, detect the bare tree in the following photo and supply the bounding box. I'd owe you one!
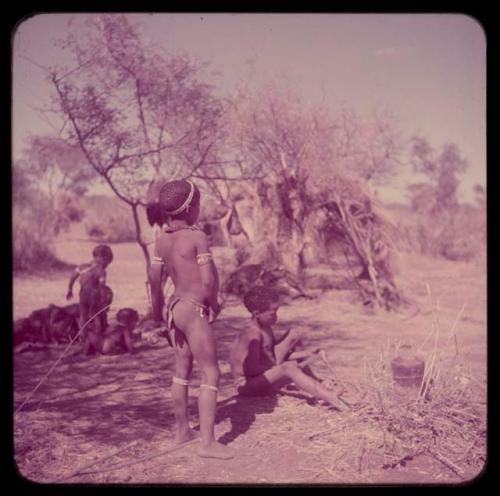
[222,81,404,288]
[46,14,225,272]
[331,108,403,184]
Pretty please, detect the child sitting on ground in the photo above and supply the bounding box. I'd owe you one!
[229,286,349,411]
[66,245,114,339]
[83,308,139,355]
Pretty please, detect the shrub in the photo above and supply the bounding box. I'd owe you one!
[13,211,70,273]
[83,196,136,243]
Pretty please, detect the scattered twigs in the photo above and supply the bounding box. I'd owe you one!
[460,439,477,463]
[343,332,486,479]
[427,448,465,478]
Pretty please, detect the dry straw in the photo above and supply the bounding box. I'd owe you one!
[309,292,485,479]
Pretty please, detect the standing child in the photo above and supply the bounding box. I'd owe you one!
[229,286,349,411]
[149,179,233,460]
[66,245,114,341]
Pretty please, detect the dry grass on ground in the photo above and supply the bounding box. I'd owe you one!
[13,234,486,484]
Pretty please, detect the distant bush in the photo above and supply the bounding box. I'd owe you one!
[13,209,70,273]
[84,195,136,243]
[390,203,485,262]
[435,205,486,261]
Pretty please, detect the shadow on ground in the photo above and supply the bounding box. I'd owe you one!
[14,311,358,449]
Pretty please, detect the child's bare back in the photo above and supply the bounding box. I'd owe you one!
[155,226,211,307]
[149,179,232,460]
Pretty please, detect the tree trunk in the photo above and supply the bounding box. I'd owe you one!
[130,203,151,275]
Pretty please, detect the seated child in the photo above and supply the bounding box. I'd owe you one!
[66,245,114,339]
[229,286,349,411]
[83,308,139,355]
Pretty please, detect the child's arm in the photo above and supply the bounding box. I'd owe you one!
[66,269,80,300]
[123,327,134,354]
[237,328,268,377]
[149,245,166,323]
[97,268,108,301]
[194,231,220,316]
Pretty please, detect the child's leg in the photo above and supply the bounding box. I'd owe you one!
[274,328,303,364]
[172,301,233,459]
[89,294,103,335]
[101,331,121,354]
[83,330,103,355]
[78,302,90,342]
[242,361,349,411]
[171,329,197,444]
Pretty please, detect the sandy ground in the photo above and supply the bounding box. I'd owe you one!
[12,235,487,485]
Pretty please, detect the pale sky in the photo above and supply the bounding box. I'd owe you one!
[12,13,486,204]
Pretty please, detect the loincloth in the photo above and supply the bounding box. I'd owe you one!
[160,295,210,347]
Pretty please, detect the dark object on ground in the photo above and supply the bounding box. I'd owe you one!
[14,303,80,349]
[223,263,312,301]
[13,285,113,351]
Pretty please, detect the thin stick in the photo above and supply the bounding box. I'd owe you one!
[14,304,111,417]
[319,350,347,391]
[446,303,467,355]
[417,322,438,354]
[358,436,367,473]
[52,439,139,482]
[296,348,322,369]
[418,306,441,402]
[375,390,387,415]
[145,280,152,309]
[72,437,201,477]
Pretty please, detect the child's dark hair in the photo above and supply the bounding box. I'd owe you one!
[146,202,164,227]
[159,179,200,220]
[116,308,139,328]
[93,244,113,264]
[243,286,280,314]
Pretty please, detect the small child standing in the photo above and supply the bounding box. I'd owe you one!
[66,245,114,340]
[149,179,233,460]
[229,286,349,411]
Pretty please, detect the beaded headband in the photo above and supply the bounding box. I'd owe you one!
[164,180,195,215]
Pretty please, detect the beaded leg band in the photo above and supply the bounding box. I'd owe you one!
[199,384,218,392]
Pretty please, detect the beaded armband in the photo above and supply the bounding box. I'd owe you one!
[196,252,213,266]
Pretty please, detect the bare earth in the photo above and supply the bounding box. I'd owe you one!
[13,236,487,485]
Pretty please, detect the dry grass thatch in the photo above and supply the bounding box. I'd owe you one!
[317,175,402,310]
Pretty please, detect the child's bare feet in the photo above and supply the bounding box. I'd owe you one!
[323,378,345,396]
[174,427,200,445]
[197,441,234,460]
